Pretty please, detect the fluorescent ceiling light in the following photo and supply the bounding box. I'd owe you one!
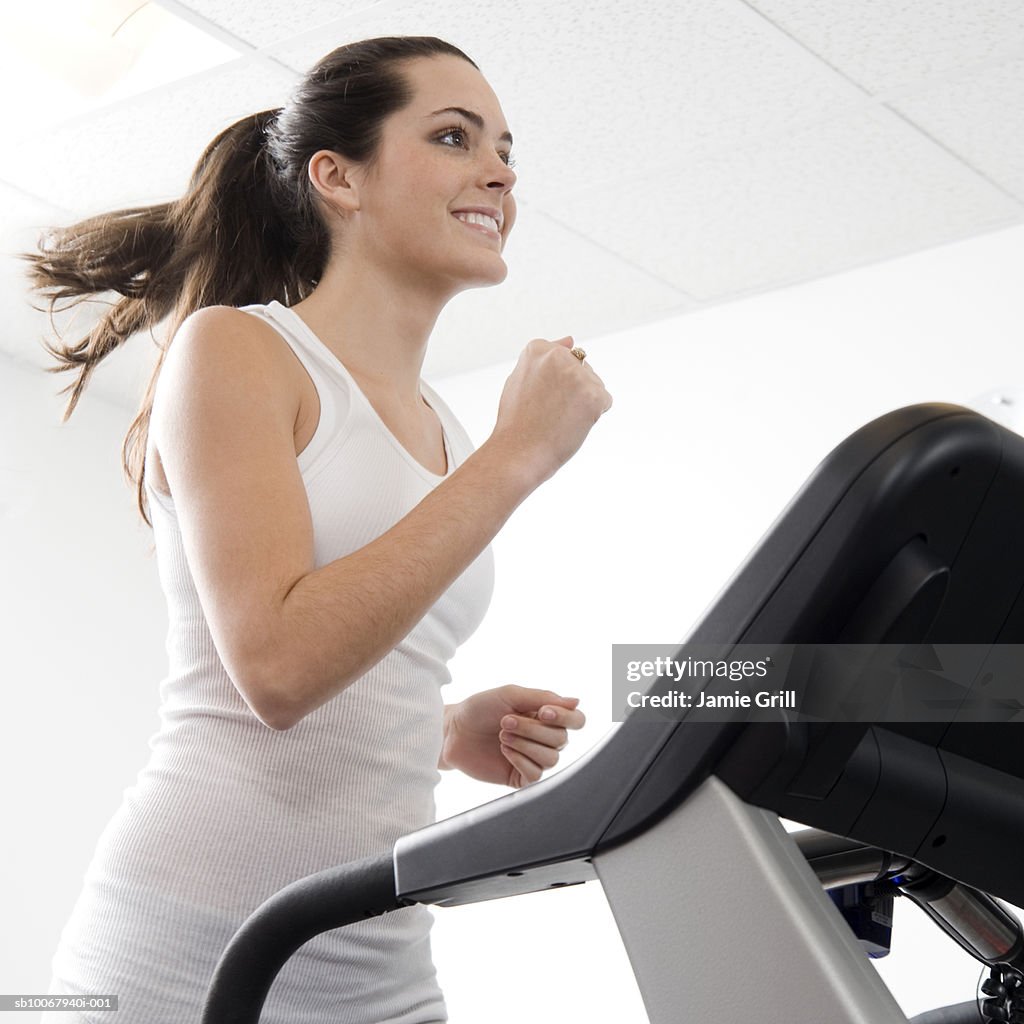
[1,1,242,135]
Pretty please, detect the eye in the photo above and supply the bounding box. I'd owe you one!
[436,125,469,149]
[436,124,517,170]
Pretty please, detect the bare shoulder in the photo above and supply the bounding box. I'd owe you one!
[148,305,304,497]
[163,304,300,385]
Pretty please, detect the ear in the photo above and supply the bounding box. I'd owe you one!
[307,149,362,216]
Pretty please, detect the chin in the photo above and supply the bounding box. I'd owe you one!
[449,256,509,292]
[468,252,507,286]
[476,263,509,287]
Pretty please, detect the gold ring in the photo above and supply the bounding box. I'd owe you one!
[570,347,587,362]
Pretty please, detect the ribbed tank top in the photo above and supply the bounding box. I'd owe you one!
[44,300,495,1024]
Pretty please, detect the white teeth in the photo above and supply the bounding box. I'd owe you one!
[455,212,499,233]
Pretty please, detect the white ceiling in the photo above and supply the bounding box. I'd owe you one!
[2,0,1023,411]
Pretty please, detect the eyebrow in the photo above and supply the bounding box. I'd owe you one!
[427,106,514,146]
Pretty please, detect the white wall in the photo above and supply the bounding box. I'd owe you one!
[4,223,1024,1022]
[0,351,170,1015]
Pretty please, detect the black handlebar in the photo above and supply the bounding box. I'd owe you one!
[201,849,410,1024]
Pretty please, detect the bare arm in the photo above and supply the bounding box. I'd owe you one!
[260,439,533,728]
[153,306,610,730]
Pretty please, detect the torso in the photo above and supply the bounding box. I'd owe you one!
[147,331,448,500]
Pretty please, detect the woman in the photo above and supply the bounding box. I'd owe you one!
[25,35,612,1024]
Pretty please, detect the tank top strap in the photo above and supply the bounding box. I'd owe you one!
[236,301,347,481]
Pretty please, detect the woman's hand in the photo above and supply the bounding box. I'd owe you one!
[439,685,586,788]
[488,337,613,490]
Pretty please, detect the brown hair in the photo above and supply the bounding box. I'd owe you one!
[20,35,478,527]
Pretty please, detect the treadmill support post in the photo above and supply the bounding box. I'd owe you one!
[593,775,910,1023]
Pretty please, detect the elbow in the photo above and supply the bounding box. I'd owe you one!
[249,663,362,732]
[248,673,302,731]
[237,628,362,731]
[241,650,341,732]
[234,677,296,731]
[234,656,302,732]
[257,702,297,732]
[232,623,307,731]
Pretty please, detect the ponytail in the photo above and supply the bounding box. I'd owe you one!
[20,108,325,528]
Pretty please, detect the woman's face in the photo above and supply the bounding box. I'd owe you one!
[346,54,518,292]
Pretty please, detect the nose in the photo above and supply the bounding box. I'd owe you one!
[482,150,516,193]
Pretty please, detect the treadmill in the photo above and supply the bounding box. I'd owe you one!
[202,402,1024,1024]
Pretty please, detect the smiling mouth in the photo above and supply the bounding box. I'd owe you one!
[453,211,501,237]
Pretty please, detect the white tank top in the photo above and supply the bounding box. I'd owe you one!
[44,300,496,1024]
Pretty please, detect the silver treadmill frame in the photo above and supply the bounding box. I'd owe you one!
[593,774,910,1023]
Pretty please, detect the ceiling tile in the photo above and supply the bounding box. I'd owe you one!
[3,55,298,212]
[888,55,1024,204]
[541,104,1023,301]
[746,0,1024,94]
[425,201,694,379]
[0,4,242,139]
[172,0,391,49]
[264,0,868,206]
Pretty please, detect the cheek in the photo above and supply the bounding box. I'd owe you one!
[374,151,445,220]
[502,194,517,241]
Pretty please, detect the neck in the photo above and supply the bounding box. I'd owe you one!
[289,255,456,413]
